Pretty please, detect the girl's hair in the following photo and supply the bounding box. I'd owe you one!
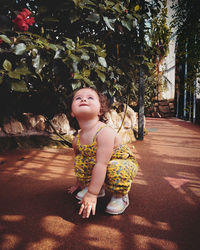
[93,90,110,121]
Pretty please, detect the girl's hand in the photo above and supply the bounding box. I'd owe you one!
[68,179,81,194]
[78,192,97,218]
[68,184,80,194]
[67,180,81,194]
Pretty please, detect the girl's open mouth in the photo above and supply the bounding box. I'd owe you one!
[79,103,88,106]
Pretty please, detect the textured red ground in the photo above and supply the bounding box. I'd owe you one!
[0,118,200,250]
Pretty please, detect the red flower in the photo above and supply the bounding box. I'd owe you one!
[0,39,3,44]
[20,8,31,19]
[25,16,35,26]
[125,9,128,14]
[13,14,29,31]
[12,8,35,31]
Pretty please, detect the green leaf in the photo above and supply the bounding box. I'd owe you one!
[79,44,97,51]
[132,19,137,28]
[82,69,90,77]
[95,69,106,82]
[83,77,94,87]
[72,82,82,90]
[63,38,76,50]
[96,46,107,57]
[113,83,122,91]
[14,43,26,55]
[3,59,12,71]
[103,16,116,31]
[69,54,81,63]
[48,43,58,51]
[98,57,107,67]
[73,73,83,79]
[95,64,106,72]
[8,67,31,79]
[84,0,96,6]
[8,71,21,80]
[81,53,90,60]
[105,1,115,7]
[72,0,79,6]
[34,38,49,48]
[11,81,28,92]
[0,35,12,45]
[32,55,41,72]
[121,20,132,31]
[86,13,100,23]
[116,68,124,75]
[113,4,121,13]
[126,14,134,20]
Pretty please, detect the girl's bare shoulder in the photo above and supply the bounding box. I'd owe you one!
[72,135,78,147]
[97,125,118,141]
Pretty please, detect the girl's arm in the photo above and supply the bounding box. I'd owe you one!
[88,127,116,194]
[68,136,80,194]
[72,135,79,155]
[78,127,116,218]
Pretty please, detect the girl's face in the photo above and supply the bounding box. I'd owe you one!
[71,88,101,119]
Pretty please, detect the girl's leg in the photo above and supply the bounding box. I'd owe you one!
[105,159,138,214]
[105,159,138,195]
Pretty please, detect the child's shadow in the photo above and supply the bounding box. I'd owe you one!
[56,189,111,224]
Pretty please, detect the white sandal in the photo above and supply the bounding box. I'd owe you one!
[105,194,129,215]
[75,186,105,200]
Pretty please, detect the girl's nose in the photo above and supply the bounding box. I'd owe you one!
[81,97,86,102]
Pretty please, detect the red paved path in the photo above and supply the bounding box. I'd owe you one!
[0,118,200,250]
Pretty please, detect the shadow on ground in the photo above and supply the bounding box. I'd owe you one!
[0,118,200,250]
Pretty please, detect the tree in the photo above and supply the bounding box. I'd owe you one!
[171,0,200,121]
[0,0,171,123]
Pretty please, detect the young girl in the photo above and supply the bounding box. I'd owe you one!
[68,87,138,218]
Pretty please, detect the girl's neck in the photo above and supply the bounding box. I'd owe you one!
[78,117,100,132]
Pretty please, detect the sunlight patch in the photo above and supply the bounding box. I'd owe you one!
[164,177,189,189]
[85,225,121,249]
[0,234,21,249]
[26,238,58,250]
[129,215,171,231]
[134,234,178,250]
[134,170,148,185]
[1,214,25,222]
[41,216,75,237]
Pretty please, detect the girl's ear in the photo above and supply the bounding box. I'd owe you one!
[98,108,103,116]
[71,111,75,117]
[98,110,103,119]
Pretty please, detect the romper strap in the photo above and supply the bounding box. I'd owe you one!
[93,125,107,142]
[76,131,81,146]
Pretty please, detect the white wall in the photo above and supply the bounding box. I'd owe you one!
[160,0,177,100]
[196,78,200,99]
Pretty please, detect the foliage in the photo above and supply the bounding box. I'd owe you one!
[171,0,200,91]
[0,0,171,120]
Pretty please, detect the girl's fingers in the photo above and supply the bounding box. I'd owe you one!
[79,203,95,218]
[79,203,85,215]
[92,205,96,216]
[85,205,92,218]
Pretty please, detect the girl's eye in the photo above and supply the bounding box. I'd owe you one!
[88,96,94,99]
[75,96,81,100]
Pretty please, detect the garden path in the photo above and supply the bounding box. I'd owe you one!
[0,117,200,250]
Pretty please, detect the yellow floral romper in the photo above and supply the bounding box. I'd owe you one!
[74,126,139,195]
